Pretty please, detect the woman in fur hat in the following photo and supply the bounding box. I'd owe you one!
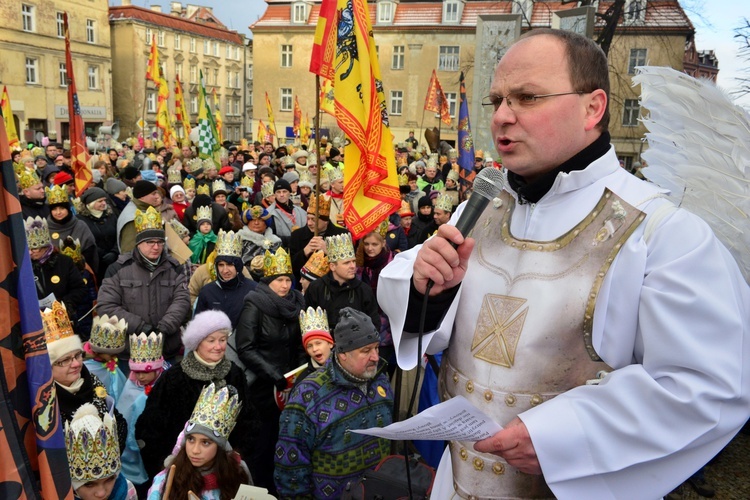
[136,310,259,480]
[237,205,282,268]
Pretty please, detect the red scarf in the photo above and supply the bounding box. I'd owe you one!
[326,190,344,199]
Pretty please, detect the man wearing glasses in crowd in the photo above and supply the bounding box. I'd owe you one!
[379,28,750,499]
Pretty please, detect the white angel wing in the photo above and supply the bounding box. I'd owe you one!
[633,66,750,281]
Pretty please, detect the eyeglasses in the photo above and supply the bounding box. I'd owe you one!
[142,240,165,247]
[481,91,587,111]
[54,351,83,368]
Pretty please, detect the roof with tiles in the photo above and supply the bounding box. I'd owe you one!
[252,0,692,33]
[110,5,244,44]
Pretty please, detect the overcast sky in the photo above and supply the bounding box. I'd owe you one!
[119,0,749,108]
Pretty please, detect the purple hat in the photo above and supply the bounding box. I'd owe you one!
[182,310,232,353]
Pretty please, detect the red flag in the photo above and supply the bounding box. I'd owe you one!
[293,96,302,137]
[424,70,451,125]
[146,35,160,85]
[0,92,74,499]
[309,0,338,80]
[64,13,91,197]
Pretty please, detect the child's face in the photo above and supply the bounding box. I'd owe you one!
[186,188,195,198]
[306,339,334,365]
[446,179,456,188]
[134,370,158,385]
[199,221,212,234]
[185,433,218,468]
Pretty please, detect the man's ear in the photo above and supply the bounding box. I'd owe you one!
[583,89,607,132]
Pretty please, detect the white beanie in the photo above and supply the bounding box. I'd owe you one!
[170,185,186,198]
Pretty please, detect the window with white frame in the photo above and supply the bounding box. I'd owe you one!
[628,48,647,74]
[444,0,459,22]
[190,37,196,53]
[59,62,67,87]
[204,40,210,55]
[622,99,640,126]
[226,99,231,115]
[293,3,307,23]
[158,30,165,47]
[190,64,197,83]
[247,64,253,79]
[22,4,35,32]
[280,88,292,111]
[25,57,38,84]
[56,12,65,38]
[624,0,646,22]
[226,44,232,59]
[175,63,183,80]
[392,45,404,70]
[445,92,457,117]
[390,90,403,115]
[214,42,220,57]
[146,28,152,43]
[438,46,459,71]
[213,69,219,86]
[233,99,240,116]
[281,45,293,68]
[147,92,156,113]
[88,65,99,89]
[378,1,393,23]
[175,34,181,50]
[191,96,198,114]
[86,20,96,43]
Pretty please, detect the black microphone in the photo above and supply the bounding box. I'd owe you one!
[451,167,506,245]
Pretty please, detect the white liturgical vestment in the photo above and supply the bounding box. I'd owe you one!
[378,148,750,499]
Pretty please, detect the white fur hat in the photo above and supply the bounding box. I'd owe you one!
[182,310,232,353]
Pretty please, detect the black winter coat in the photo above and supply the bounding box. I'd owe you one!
[304,272,380,334]
[194,276,257,328]
[32,251,86,323]
[288,224,350,285]
[78,206,119,280]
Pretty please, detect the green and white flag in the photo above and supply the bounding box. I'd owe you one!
[197,71,220,159]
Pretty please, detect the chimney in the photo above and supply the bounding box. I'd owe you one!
[122,0,131,5]
[170,2,183,16]
[150,5,162,12]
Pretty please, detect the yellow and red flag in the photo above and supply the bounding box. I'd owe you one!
[257,120,271,143]
[424,69,451,125]
[146,35,160,85]
[174,75,191,141]
[0,87,20,150]
[301,113,311,145]
[319,78,335,117]
[309,0,400,240]
[293,96,302,137]
[212,89,223,144]
[264,92,277,140]
[64,13,91,196]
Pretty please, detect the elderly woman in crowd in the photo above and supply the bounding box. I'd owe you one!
[136,310,258,479]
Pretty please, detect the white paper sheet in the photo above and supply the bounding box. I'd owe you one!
[351,395,502,441]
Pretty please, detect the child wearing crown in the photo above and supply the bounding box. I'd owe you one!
[189,205,217,265]
[293,307,335,391]
[147,384,251,500]
[83,315,128,403]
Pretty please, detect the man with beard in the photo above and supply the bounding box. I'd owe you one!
[19,169,49,219]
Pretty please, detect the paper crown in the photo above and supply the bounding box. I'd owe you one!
[397,156,408,168]
[25,216,51,249]
[59,237,83,265]
[183,177,196,191]
[89,315,128,354]
[426,153,438,169]
[187,383,241,442]
[435,192,455,213]
[307,194,331,217]
[325,233,355,262]
[448,148,458,159]
[398,200,414,217]
[167,168,182,184]
[375,219,389,239]
[243,205,270,223]
[46,184,69,205]
[196,205,213,224]
[299,306,330,339]
[187,158,203,173]
[240,175,253,188]
[475,149,484,159]
[307,153,318,166]
[298,168,314,188]
[327,167,344,182]
[202,158,216,170]
[282,155,295,166]
[260,180,274,198]
[263,247,292,277]
[134,206,163,233]
[398,173,409,186]
[42,301,75,345]
[215,229,242,257]
[196,184,210,196]
[301,250,329,280]
[447,169,459,183]
[65,404,121,485]
[129,332,164,370]
[168,218,190,239]
[18,168,41,190]
[211,179,227,195]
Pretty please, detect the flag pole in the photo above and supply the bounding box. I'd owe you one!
[313,75,321,237]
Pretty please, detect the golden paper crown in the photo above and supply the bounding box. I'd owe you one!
[187,158,203,173]
[196,184,211,196]
[215,229,242,257]
[325,233,355,262]
[183,177,196,191]
[18,168,41,190]
[397,156,408,168]
[129,332,164,366]
[475,149,484,159]
[298,168,313,188]
[260,181,275,198]
[240,175,253,188]
[46,185,69,205]
[25,216,52,249]
[398,200,414,217]
[398,173,409,186]
[59,237,83,265]
[299,306,330,337]
[375,219,389,239]
[41,301,75,345]
[426,153,438,170]
[167,168,182,184]
[301,250,329,279]
[447,169,459,183]
[211,179,227,195]
[188,383,242,441]
[307,153,318,166]
[31,146,44,157]
[435,192,454,213]
[327,167,344,182]
[71,196,84,215]
[196,205,213,224]
[448,148,458,159]
[134,206,163,233]
[65,404,121,484]
[168,218,190,239]
[307,194,331,217]
[263,247,292,277]
[282,155,295,166]
[202,158,217,171]
[89,315,128,353]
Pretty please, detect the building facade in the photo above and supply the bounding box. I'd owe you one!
[0,0,113,144]
[109,1,247,143]
[251,0,704,166]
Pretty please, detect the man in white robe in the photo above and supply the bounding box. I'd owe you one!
[378,29,750,499]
